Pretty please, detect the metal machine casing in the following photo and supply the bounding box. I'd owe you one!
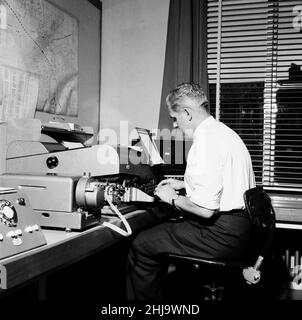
[6,144,156,180]
[0,175,99,230]
[1,120,158,231]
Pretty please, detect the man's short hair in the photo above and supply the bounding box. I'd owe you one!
[166,82,209,113]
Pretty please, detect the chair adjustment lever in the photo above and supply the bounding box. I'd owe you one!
[242,256,263,285]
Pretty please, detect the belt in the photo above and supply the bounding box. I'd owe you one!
[219,208,248,218]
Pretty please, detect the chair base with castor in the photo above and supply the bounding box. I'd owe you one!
[167,254,248,300]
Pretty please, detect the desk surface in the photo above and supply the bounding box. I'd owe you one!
[1,205,301,291]
[0,207,166,291]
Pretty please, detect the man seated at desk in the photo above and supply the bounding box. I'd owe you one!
[126,82,256,300]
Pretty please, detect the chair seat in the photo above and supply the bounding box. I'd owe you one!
[167,253,248,300]
[168,253,247,270]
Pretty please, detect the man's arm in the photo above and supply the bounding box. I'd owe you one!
[154,184,216,219]
[174,195,216,219]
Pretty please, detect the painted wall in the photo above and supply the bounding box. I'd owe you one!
[35,0,101,143]
[100,0,170,142]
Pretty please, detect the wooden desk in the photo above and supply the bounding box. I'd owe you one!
[0,206,166,291]
[1,204,301,292]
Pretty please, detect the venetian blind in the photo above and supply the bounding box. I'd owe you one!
[207,0,302,191]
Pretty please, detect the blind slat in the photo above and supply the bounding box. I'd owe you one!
[208,0,302,190]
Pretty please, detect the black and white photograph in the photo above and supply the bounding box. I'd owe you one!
[0,0,302,316]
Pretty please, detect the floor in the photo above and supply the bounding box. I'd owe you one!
[164,254,302,301]
[2,240,302,302]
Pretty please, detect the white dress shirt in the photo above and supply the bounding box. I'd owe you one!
[184,116,255,211]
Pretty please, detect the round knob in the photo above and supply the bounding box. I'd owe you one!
[0,200,18,227]
[32,224,40,231]
[46,156,59,169]
[6,231,16,238]
[2,206,14,219]
[17,198,26,206]
[15,229,22,236]
[24,226,33,233]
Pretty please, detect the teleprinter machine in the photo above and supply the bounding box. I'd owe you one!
[0,173,156,231]
[0,120,158,230]
[5,120,155,179]
[6,143,156,179]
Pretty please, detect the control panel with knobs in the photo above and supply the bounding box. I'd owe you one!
[0,188,47,260]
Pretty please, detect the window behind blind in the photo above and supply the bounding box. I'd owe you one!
[207,0,302,191]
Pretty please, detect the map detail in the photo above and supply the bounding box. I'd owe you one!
[0,0,78,118]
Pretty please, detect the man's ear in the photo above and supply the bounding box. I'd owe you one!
[184,108,192,121]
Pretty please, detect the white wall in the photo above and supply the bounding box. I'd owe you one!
[36,0,101,143]
[100,0,170,142]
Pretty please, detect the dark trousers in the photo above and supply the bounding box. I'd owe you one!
[126,210,252,300]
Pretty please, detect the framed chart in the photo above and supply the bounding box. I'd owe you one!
[0,0,79,118]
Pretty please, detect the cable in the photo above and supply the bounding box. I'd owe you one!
[102,192,132,237]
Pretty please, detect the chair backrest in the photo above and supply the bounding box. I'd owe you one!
[243,186,276,264]
[244,186,275,229]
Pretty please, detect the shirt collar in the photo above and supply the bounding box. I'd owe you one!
[193,115,215,141]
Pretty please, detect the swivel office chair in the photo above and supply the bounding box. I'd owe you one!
[167,186,276,300]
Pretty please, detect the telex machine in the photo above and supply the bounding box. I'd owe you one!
[0,121,161,234]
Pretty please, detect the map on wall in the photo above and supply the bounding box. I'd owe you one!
[0,0,78,122]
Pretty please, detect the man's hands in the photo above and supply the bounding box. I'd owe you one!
[154,179,184,205]
[156,178,185,191]
[154,178,215,219]
[154,184,177,205]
